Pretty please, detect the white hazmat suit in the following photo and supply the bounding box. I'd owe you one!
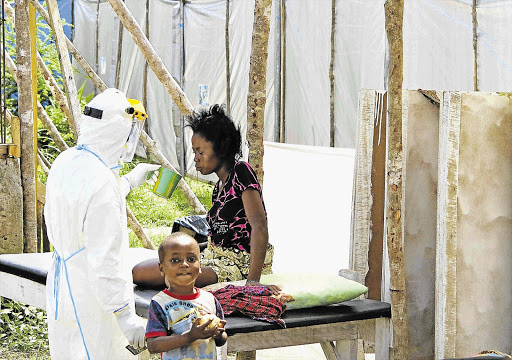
[45,89,158,359]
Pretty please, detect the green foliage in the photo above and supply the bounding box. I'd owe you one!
[127,174,213,248]
[0,298,49,357]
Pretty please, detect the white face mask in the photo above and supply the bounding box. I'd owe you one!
[120,98,148,163]
[120,118,145,162]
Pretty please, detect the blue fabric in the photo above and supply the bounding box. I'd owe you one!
[53,247,90,359]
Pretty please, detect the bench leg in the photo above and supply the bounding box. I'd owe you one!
[321,341,342,360]
[236,350,256,360]
[335,339,361,360]
[375,317,390,360]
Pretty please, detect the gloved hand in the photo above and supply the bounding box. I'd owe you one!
[123,163,160,189]
[146,168,160,187]
[114,305,146,348]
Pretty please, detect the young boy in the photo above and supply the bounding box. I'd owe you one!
[145,233,227,359]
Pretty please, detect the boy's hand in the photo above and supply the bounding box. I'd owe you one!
[188,318,217,340]
[212,320,227,340]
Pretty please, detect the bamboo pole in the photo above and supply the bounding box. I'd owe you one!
[246,0,272,184]
[16,0,38,253]
[384,0,410,358]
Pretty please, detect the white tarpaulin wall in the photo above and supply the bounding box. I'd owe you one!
[262,142,355,275]
[71,0,512,180]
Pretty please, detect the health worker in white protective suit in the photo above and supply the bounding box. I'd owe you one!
[44,88,160,359]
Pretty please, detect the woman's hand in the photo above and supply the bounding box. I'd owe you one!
[245,280,281,295]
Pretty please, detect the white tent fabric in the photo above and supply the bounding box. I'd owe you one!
[284,0,332,147]
[262,141,355,275]
[71,0,512,179]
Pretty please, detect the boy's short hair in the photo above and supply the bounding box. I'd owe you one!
[158,232,198,263]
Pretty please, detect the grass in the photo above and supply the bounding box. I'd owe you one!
[0,176,213,359]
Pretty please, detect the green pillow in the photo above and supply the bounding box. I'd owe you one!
[260,272,368,310]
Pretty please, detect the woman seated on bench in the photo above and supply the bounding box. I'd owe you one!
[133,104,279,293]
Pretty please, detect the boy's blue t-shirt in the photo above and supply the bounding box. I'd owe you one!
[145,288,224,360]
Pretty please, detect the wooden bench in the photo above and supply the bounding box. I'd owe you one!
[0,249,391,360]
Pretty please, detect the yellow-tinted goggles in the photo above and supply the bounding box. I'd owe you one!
[125,99,148,121]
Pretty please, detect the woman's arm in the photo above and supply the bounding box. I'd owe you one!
[242,189,280,294]
[242,188,268,282]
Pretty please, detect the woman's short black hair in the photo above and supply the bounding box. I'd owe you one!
[187,104,242,167]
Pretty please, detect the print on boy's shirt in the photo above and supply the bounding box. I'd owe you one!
[164,300,202,334]
[162,300,214,360]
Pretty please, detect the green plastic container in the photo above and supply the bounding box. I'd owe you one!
[151,167,182,199]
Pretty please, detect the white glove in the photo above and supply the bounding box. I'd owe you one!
[114,305,147,348]
[123,163,160,189]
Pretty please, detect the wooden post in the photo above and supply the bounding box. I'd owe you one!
[0,157,24,254]
[16,0,38,253]
[246,0,272,184]
[384,0,410,359]
[435,91,460,360]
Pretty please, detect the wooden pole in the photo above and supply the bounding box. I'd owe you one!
[94,0,100,94]
[30,1,40,252]
[3,0,74,126]
[114,0,124,89]
[142,0,149,107]
[29,0,107,91]
[279,0,286,143]
[46,0,81,134]
[384,0,410,358]
[29,0,205,214]
[472,0,478,91]
[16,0,38,253]
[225,0,231,114]
[329,0,336,147]
[107,0,194,116]
[246,0,272,184]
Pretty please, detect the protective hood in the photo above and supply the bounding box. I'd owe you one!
[77,88,132,168]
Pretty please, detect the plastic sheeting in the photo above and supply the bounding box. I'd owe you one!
[71,0,512,179]
[262,141,355,275]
